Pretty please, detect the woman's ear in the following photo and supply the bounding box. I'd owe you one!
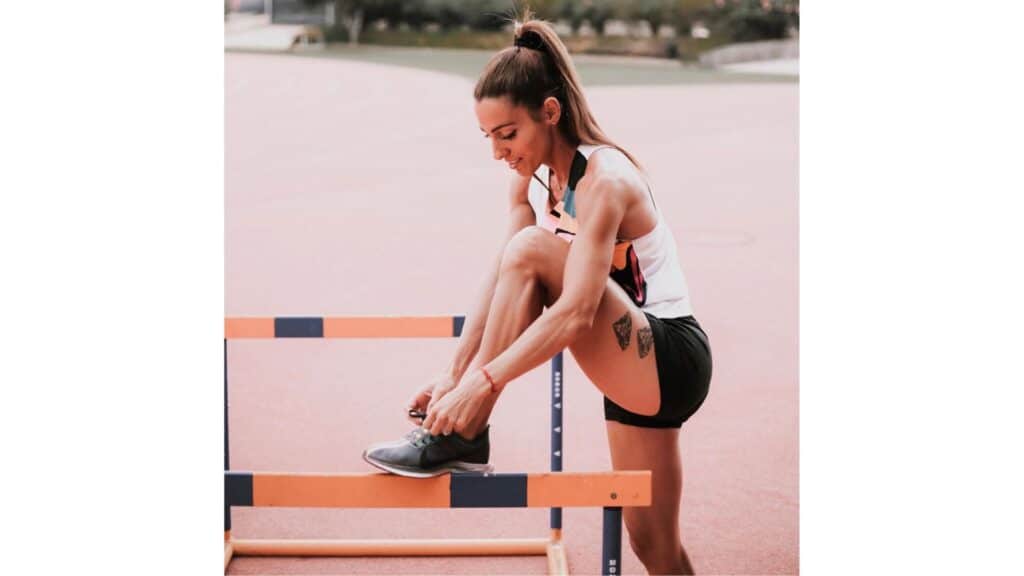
[543,96,561,126]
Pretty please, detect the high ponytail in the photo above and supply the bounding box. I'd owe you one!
[473,9,642,169]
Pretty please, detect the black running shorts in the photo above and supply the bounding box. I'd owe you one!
[603,314,712,429]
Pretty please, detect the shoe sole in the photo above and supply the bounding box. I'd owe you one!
[361,450,493,478]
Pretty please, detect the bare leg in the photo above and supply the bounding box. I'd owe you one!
[456,226,663,437]
[606,421,694,575]
[453,227,692,571]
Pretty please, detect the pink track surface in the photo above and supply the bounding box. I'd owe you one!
[226,52,798,575]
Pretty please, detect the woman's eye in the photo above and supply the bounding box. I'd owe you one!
[501,131,516,140]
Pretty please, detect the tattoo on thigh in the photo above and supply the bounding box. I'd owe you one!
[638,327,654,359]
[612,312,632,351]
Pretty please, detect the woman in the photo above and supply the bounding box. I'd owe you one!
[363,13,711,575]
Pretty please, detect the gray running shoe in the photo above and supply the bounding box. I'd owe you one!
[362,426,492,478]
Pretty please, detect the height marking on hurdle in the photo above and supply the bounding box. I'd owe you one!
[224,315,651,575]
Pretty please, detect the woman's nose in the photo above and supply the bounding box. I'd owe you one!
[491,141,507,161]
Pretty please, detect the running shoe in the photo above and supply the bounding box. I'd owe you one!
[362,426,492,478]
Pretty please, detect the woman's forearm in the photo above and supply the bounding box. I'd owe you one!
[482,302,584,391]
[445,254,502,381]
[447,189,535,381]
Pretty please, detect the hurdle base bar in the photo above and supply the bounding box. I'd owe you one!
[227,536,567,575]
[225,524,570,572]
[230,537,550,557]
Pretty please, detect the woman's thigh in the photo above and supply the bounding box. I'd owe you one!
[569,281,661,416]
[518,228,661,417]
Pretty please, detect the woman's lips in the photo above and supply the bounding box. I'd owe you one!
[508,158,520,169]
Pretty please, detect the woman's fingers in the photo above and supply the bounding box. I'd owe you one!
[427,385,452,411]
[407,390,430,424]
[424,387,474,436]
[426,399,453,436]
[431,411,449,436]
[412,385,433,407]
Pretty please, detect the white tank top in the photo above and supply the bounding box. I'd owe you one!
[526,144,694,318]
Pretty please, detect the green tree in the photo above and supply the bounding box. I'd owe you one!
[706,0,793,42]
[672,0,715,34]
[585,0,618,35]
[627,0,676,36]
[301,0,404,44]
[399,0,432,31]
[368,0,404,24]
[461,0,518,31]
[518,0,561,22]
[426,0,465,30]
[404,0,512,32]
[554,0,586,34]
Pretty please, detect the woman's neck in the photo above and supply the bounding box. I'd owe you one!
[545,135,578,193]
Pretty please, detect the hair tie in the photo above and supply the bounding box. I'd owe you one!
[513,30,545,52]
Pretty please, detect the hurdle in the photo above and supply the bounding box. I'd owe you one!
[224,315,652,575]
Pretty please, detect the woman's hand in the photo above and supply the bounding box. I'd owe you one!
[407,372,457,425]
[423,369,492,436]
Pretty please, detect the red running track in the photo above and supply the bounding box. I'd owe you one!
[226,52,798,575]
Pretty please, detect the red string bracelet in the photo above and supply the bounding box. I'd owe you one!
[480,367,499,393]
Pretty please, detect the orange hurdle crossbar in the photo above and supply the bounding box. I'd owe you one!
[223,471,646,569]
[224,315,464,339]
[225,471,651,509]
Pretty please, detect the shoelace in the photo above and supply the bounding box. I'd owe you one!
[404,428,440,449]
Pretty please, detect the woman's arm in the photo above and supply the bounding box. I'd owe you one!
[482,175,627,390]
[444,175,536,382]
[421,175,629,435]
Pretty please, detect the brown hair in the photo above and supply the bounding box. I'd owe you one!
[473,9,642,169]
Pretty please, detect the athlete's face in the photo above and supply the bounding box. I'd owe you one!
[475,96,558,176]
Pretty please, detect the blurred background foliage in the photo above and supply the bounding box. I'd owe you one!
[281,0,797,61]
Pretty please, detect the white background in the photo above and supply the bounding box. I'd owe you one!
[1,2,1022,573]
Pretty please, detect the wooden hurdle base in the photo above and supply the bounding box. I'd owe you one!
[225,531,568,574]
[224,471,646,575]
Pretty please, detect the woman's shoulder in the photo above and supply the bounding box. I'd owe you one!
[580,146,647,199]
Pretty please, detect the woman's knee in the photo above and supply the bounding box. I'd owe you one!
[500,226,555,273]
[624,513,682,561]
[627,526,682,565]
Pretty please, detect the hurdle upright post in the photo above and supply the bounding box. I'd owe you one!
[550,351,563,534]
[602,507,623,575]
[224,336,230,528]
[546,351,569,574]
[224,338,234,569]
